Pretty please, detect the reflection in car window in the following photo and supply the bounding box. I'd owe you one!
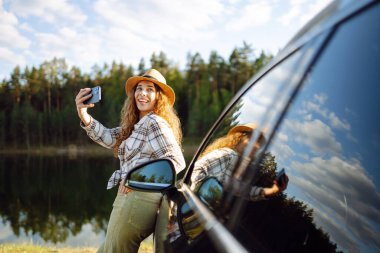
[179,31,324,252]
[189,38,322,197]
[248,4,380,252]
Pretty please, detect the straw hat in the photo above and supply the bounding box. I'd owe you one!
[228,123,267,144]
[228,123,258,135]
[125,69,175,106]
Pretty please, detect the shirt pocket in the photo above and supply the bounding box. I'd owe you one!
[127,128,147,149]
[120,131,145,161]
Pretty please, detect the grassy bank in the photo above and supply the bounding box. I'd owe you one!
[0,243,96,253]
[0,241,152,253]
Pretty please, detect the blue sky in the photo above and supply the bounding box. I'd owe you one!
[0,0,332,80]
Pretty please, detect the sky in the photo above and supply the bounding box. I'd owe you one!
[0,0,333,80]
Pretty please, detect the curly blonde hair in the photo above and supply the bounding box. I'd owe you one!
[200,132,248,158]
[112,85,182,157]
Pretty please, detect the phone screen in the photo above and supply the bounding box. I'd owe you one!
[276,168,286,182]
[84,86,101,104]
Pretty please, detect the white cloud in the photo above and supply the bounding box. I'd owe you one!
[288,118,342,155]
[94,0,223,42]
[290,156,380,249]
[99,26,162,67]
[271,132,295,164]
[279,4,300,27]
[0,0,334,79]
[10,0,87,24]
[313,93,327,105]
[19,22,34,32]
[0,47,26,66]
[34,27,102,70]
[226,0,273,31]
[279,0,332,28]
[328,111,350,131]
[298,0,332,25]
[0,3,30,48]
[302,94,351,131]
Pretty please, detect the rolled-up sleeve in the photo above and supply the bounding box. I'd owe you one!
[80,118,121,149]
[147,118,185,174]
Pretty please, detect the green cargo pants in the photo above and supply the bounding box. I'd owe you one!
[97,191,162,253]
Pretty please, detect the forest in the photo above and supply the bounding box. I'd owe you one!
[0,42,273,150]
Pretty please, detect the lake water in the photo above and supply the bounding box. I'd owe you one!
[0,153,119,248]
[0,144,196,248]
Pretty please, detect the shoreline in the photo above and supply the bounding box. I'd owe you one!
[0,138,202,158]
[0,145,113,157]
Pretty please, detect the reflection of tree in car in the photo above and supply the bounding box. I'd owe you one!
[191,123,288,200]
[157,175,168,183]
[130,169,171,184]
[147,174,156,183]
[130,171,147,182]
[238,152,342,253]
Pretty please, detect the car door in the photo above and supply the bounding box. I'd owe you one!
[231,2,380,253]
[164,2,380,253]
[159,27,330,253]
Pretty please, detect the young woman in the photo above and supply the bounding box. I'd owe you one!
[191,123,287,200]
[75,69,185,253]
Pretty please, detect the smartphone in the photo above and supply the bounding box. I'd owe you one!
[276,168,286,182]
[84,86,101,104]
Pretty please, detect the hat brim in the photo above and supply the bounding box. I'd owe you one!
[228,124,257,135]
[125,76,175,106]
[228,123,267,144]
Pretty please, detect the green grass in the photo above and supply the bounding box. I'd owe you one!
[0,239,153,253]
[0,243,96,253]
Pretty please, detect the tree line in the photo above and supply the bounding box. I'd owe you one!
[0,42,273,149]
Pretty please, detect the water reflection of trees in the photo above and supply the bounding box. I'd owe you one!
[236,152,342,253]
[0,155,117,243]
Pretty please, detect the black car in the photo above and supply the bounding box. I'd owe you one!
[125,0,380,252]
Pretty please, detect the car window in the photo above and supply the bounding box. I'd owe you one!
[238,3,380,252]
[187,33,326,203]
[170,32,330,251]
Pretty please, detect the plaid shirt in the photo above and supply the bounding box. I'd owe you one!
[191,147,264,200]
[191,147,237,187]
[82,112,185,189]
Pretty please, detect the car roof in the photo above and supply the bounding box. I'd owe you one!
[285,0,375,52]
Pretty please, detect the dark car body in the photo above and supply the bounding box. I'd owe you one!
[126,1,380,252]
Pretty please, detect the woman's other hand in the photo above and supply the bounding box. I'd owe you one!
[262,174,289,197]
[118,182,134,194]
[75,88,94,126]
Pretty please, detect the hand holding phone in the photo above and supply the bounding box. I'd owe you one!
[84,86,101,105]
[275,168,288,190]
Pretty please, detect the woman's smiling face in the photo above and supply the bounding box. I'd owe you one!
[134,80,157,118]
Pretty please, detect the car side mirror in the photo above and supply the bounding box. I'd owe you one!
[124,159,176,192]
[196,177,223,211]
[180,177,224,239]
